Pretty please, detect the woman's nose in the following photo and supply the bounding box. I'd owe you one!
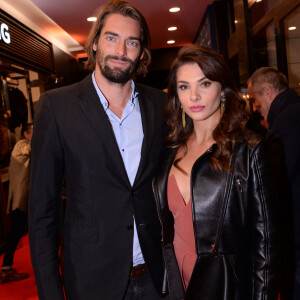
[190,87,199,101]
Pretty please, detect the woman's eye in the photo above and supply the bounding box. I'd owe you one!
[178,85,188,90]
[201,81,211,87]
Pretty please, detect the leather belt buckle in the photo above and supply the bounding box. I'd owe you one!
[129,263,148,279]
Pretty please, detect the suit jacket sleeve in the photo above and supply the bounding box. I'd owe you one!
[270,109,300,184]
[28,93,65,300]
[250,142,279,299]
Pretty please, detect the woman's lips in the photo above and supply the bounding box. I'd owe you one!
[190,105,205,112]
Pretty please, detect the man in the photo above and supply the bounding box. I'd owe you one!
[248,67,300,300]
[29,1,168,299]
[0,123,33,283]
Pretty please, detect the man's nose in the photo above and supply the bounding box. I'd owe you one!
[116,41,126,56]
[253,102,261,112]
[251,98,260,112]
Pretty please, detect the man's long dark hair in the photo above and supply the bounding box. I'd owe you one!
[165,45,257,172]
[85,0,151,77]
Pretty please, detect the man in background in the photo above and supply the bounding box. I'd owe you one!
[0,123,33,283]
[248,67,300,300]
[29,1,168,299]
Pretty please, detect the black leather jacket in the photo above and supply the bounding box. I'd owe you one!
[153,140,278,300]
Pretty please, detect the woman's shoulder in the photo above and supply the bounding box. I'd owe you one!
[241,128,264,149]
[235,129,270,162]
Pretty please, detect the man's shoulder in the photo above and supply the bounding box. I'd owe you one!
[135,83,166,99]
[41,74,92,100]
[274,101,300,124]
[11,139,30,155]
[14,138,28,147]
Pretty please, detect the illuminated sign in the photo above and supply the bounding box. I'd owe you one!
[0,9,54,73]
[0,23,11,44]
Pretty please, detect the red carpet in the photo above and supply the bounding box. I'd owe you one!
[0,234,38,300]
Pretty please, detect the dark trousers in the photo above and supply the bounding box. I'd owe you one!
[123,273,168,300]
[2,209,27,268]
[294,255,300,300]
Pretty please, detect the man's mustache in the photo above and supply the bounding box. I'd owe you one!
[105,55,134,64]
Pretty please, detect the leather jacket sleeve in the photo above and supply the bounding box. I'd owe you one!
[249,141,279,299]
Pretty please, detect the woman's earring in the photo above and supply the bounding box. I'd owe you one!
[220,95,226,116]
[181,105,186,129]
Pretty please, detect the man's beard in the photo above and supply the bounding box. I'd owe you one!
[97,52,140,84]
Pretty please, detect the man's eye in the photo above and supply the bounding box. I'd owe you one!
[127,40,139,47]
[107,36,115,41]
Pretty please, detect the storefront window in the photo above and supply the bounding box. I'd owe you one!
[0,61,39,169]
[249,0,281,26]
[252,21,277,70]
[283,5,300,95]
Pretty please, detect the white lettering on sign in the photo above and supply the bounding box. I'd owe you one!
[0,23,11,44]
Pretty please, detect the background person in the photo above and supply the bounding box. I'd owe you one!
[29,1,168,299]
[0,123,33,283]
[248,67,300,300]
[153,45,278,299]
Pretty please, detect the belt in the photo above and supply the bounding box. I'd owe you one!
[129,263,148,279]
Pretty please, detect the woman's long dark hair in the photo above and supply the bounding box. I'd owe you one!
[165,45,253,172]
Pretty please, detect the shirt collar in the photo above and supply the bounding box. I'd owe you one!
[91,71,138,111]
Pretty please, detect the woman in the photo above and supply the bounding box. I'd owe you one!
[153,45,278,299]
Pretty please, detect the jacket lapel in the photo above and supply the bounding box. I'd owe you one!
[76,75,130,185]
[133,87,155,185]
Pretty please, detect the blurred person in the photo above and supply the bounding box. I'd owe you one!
[0,123,33,283]
[29,1,168,299]
[248,67,300,300]
[0,110,16,167]
[153,45,279,299]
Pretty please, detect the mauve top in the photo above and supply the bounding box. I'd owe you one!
[167,174,197,290]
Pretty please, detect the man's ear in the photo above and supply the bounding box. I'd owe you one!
[263,84,274,99]
[92,40,97,51]
[264,84,272,95]
[139,49,144,61]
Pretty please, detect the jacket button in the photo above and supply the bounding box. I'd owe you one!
[131,189,136,196]
[127,224,133,230]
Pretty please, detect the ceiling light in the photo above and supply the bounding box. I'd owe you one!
[168,26,177,31]
[167,40,175,44]
[169,7,180,13]
[234,20,238,24]
[256,0,262,2]
[87,17,97,22]
[288,26,296,30]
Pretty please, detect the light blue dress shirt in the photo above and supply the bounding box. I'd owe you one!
[92,72,145,266]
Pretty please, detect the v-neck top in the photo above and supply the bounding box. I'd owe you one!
[167,174,197,290]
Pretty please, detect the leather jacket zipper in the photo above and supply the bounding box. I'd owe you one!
[236,178,243,192]
[211,171,234,258]
[211,145,239,258]
[211,243,217,258]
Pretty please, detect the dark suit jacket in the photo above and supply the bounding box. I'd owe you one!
[28,74,166,300]
[267,88,300,299]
